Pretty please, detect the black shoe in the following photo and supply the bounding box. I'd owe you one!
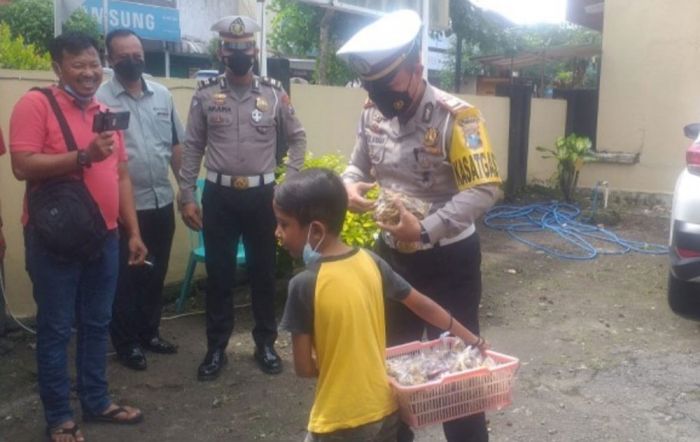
[141,336,178,354]
[118,346,147,371]
[197,349,227,381]
[254,344,282,375]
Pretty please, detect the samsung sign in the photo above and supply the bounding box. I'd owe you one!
[82,0,181,42]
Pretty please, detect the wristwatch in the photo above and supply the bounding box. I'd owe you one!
[419,225,431,245]
[77,150,92,168]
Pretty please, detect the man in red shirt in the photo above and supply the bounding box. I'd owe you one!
[10,32,147,441]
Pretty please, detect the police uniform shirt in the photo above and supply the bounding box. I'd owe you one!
[179,75,306,204]
[342,84,501,244]
[96,76,185,210]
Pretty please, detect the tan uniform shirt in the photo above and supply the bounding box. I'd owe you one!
[179,75,306,204]
[342,83,501,244]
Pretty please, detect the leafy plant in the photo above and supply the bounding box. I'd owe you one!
[0,0,102,55]
[0,22,51,70]
[63,8,102,45]
[275,153,380,276]
[536,134,594,202]
[0,0,53,53]
[267,0,369,85]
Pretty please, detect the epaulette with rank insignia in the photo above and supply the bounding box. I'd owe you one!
[197,76,221,91]
[260,76,282,90]
[437,92,472,115]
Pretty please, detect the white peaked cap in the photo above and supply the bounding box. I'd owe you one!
[337,9,422,81]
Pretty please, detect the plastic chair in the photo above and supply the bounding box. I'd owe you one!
[175,178,246,313]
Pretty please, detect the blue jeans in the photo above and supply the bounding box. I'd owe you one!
[25,229,119,428]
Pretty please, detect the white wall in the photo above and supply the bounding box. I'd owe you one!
[528,98,568,183]
[586,0,700,194]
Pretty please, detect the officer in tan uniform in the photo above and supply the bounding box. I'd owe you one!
[338,10,500,442]
[179,15,306,381]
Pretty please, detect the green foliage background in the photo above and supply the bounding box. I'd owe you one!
[267,0,367,86]
[0,22,51,70]
[0,0,102,59]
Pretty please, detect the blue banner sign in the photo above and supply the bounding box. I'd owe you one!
[82,0,181,42]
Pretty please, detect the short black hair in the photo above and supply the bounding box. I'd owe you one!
[48,32,101,63]
[105,28,143,56]
[274,168,348,235]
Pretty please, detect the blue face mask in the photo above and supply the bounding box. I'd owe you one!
[302,227,325,266]
[62,84,94,104]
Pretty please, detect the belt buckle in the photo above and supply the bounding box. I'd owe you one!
[232,176,248,189]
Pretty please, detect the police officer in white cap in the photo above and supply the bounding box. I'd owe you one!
[338,9,500,442]
[179,15,306,381]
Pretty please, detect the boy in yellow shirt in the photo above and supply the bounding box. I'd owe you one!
[275,168,487,441]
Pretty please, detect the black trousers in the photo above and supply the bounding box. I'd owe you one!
[377,233,489,442]
[110,204,175,354]
[201,181,277,351]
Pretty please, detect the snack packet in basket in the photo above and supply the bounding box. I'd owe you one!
[386,338,495,386]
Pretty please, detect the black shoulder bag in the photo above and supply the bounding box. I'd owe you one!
[27,88,108,262]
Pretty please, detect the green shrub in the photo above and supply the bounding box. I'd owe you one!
[0,22,51,70]
[536,134,594,202]
[0,0,53,53]
[275,152,380,276]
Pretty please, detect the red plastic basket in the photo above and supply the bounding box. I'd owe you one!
[386,338,520,428]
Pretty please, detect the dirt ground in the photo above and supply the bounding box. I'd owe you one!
[1,203,699,442]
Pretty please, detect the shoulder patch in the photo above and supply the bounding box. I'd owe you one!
[437,92,472,115]
[260,76,282,90]
[363,97,375,109]
[197,76,220,91]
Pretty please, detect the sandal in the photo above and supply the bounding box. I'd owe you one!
[46,423,85,442]
[83,405,143,425]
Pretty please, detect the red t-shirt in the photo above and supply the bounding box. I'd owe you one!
[10,86,127,229]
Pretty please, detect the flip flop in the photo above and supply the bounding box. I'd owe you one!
[83,406,144,425]
[46,423,84,442]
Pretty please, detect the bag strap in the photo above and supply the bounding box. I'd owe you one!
[31,87,79,152]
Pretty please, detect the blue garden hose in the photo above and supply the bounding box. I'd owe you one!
[483,202,668,260]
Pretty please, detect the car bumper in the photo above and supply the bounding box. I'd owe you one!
[670,220,700,281]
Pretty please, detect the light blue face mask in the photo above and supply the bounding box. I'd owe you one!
[62,84,94,104]
[302,227,325,266]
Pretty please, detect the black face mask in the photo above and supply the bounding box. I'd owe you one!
[368,89,413,119]
[225,51,254,76]
[113,58,145,83]
[366,74,414,119]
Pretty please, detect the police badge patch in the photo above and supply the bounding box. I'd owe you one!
[255,97,269,112]
[251,109,263,122]
[213,93,226,105]
[460,117,482,150]
[423,127,440,155]
[230,17,245,36]
[422,103,434,123]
